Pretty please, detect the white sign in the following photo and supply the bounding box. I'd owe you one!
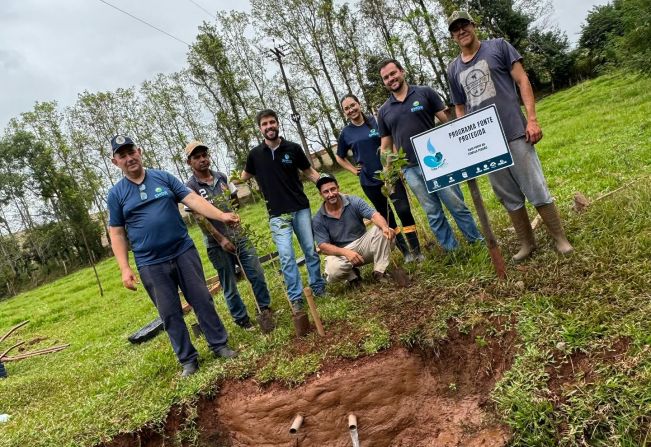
[410,105,513,193]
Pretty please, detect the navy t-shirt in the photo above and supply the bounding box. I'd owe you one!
[244,138,311,217]
[447,38,527,142]
[377,85,446,167]
[312,195,376,248]
[107,169,193,267]
[337,117,383,187]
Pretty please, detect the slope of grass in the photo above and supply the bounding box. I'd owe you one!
[0,73,650,447]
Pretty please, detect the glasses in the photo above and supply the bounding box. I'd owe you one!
[450,21,472,34]
[139,183,147,201]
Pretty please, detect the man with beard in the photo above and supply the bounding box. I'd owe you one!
[312,174,395,285]
[446,10,573,261]
[107,135,238,378]
[376,59,483,252]
[185,141,274,331]
[240,110,326,312]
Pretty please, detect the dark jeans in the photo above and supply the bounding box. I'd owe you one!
[207,237,271,326]
[139,246,228,365]
[362,180,416,229]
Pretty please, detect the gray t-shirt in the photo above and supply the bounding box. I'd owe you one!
[447,38,527,142]
[312,194,376,248]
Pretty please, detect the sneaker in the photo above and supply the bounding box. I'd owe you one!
[352,267,361,279]
[237,319,256,332]
[403,252,415,264]
[181,360,199,377]
[413,252,425,263]
[312,288,328,298]
[213,345,238,359]
[348,276,362,288]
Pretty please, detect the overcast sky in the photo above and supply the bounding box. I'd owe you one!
[0,0,610,131]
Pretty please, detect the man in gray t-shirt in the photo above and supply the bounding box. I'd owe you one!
[447,10,573,262]
[312,175,395,284]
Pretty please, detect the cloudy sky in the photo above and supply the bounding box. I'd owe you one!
[0,0,609,131]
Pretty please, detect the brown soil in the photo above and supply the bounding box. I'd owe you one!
[101,321,516,447]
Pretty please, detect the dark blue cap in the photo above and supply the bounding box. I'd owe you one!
[110,135,135,154]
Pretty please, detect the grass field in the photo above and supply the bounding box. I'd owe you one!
[1,72,651,447]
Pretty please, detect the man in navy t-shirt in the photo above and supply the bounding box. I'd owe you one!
[107,135,239,378]
[447,10,573,261]
[377,59,482,251]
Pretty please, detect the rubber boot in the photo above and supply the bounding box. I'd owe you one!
[508,207,536,263]
[536,203,574,254]
[405,230,425,262]
[395,232,412,262]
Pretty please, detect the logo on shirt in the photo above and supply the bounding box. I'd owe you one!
[281,153,293,165]
[410,100,424,113]
[154,186,169,199]
[459,59,496,108]
[423,139,445,170]
[368,128,380,138]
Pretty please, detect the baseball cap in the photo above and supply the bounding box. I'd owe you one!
[447,10,475,30]
[184,141,209,158]
[316,173,338,190]
[110,135,135,154]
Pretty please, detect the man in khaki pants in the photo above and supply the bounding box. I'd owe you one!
[312,174,395,285]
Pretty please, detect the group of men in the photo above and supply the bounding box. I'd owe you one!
[107,10,572,377]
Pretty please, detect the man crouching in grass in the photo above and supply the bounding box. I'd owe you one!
[312,174,399,286]
[107,135,238,378]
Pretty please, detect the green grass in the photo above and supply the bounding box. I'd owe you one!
[1,72,651,446]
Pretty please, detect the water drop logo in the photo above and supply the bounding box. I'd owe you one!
[423,139,444,169]
[155,187,163,193]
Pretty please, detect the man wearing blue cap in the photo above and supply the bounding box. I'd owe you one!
[107,135,239,378]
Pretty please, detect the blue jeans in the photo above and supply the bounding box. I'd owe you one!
[269,208,326,302]
[207,238,271,326]
[139,246,228,365]
[402,166,483,251]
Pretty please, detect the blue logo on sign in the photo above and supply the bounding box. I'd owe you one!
[423,139,444,169]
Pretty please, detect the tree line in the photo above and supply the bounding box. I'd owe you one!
[0,0,647,299]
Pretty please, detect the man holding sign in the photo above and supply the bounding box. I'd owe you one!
[446,11,573,262]
[377,59,483,252]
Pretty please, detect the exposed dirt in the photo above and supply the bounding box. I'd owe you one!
[101,321,516,447]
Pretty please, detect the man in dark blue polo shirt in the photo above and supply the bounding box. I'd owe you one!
[377,59,483,252]
[184,141,273,331]
[107,135,238,378]
[312,175,394,284]
[240,109,326,312]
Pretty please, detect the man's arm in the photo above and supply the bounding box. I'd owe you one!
[194,214,236,253]
[370,211,395,241]
[302,167,320,183]
[182,191,240,225]
[454,104,466,119]
[317,242,365,266]
[435,109,449,123]
[109,226,138,291]
[240,170,253,182]
[511,61,542,144]
[380,135,395,154]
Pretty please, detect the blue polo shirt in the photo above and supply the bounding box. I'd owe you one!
[337,116,383,187]
[107,169,193,267]
[376,85,446,167]
[312,195,376,248]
